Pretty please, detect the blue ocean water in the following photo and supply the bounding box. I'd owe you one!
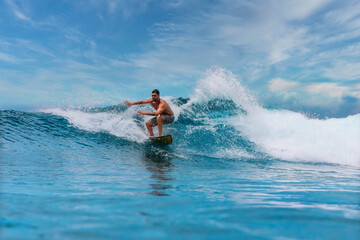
[1,69,360,239]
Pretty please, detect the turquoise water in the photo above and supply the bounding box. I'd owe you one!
[1,70,360,239]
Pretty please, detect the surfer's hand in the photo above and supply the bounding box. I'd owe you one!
[137,111,145,115]
[124,101,132,106]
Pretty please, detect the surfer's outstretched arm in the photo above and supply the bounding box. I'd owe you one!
[124,99,152,106]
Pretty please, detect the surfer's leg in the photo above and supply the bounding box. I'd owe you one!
[156,115,164,136]
[146,121,154,136]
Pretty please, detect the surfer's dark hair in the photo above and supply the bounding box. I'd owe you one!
[152,89,160,95]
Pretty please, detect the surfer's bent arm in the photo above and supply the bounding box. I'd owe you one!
[138,104,165,116]
[124,99,151,107]
[154,104,165,116]
[137,111,156,116]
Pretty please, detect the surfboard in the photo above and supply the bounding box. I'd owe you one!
[149,135,173,145]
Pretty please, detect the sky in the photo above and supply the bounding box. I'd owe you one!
[0,0,360,116]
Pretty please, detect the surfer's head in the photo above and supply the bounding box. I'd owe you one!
[152,89,160,101]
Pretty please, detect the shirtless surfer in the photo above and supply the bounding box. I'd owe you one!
[124,89,175,137]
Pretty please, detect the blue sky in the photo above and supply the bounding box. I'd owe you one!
[0,0,360,116]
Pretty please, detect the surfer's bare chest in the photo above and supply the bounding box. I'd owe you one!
[151,102,161,109]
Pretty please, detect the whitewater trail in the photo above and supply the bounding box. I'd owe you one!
[42,108,149,143]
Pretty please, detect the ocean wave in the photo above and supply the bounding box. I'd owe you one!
[2,67,360,167]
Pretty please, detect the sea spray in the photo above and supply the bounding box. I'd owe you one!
[185,66,259,112]
[181,67,360,167]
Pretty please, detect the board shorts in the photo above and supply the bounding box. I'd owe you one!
[149,114,175,127]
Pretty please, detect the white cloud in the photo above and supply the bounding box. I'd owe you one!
[205,0,328,64]
[266,0,329,21]
[0,51,34,63]
[306,42,360,66]
[0,39,56,64]
[106,0,151,18]
[323,61,360,80]
[321,28,360,45]
[268,28,308,64]
[325,1,360,27]
[0,52,21,63]
[71,0,152,19]
[165,0,185,8]
[63,28,83,42]
[266,79,360,109]
[346,84,360,99]
[5,0,32,23]
[304,83,349,98]
[268,78,299,92]
[121,0,332,84]
[14,9,30,21]
[15,39,55,57]
[313,1,360,47]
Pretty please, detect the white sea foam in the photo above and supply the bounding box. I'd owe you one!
[187,67,360,167]
[231,109,360,167]
[43,108,148,143]
[42,96,180,143]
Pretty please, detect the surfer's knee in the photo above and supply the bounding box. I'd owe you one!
[146,121,152,127]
